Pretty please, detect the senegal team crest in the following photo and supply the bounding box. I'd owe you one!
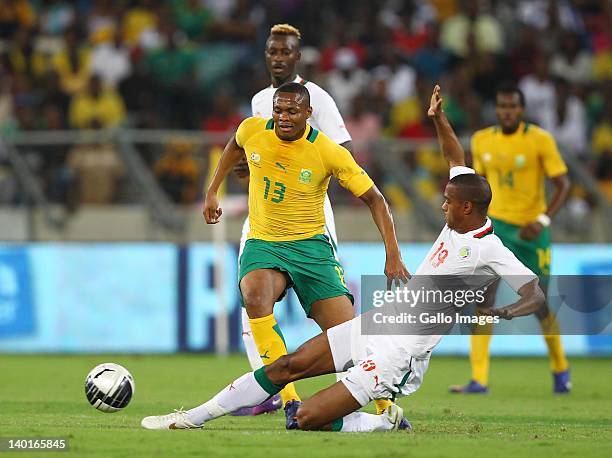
[458,246,471,259]
[299,169,312,184]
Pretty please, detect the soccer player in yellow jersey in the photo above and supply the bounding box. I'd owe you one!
[204,82,411,426]
[450,83,572,394]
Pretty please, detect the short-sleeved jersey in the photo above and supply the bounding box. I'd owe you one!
[471,122,568,226]
[416,218,536,290]
[353,168,538,362]
[235,117,373,241]
[251,75,352,145]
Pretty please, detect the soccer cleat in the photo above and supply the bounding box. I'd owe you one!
[383,404,411,431]
[141,408,200,430]
[230,394,282,416]
[553,369,571,394]
[284,400,302,430]
[398,415,413,432]
[448,380,489,394]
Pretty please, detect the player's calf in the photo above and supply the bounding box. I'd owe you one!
[267,336,336,386]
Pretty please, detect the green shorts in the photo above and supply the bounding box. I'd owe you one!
[238,234,354,317]
[490,217,551,280]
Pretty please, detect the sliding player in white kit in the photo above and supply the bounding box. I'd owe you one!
[142,85,545,432]
[233,23,387,422]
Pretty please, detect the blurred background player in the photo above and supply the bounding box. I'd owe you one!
[233,24,397,421]
[450,83,572,394]
[207,82,409,428]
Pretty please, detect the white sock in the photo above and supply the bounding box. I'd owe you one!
[241,308,264,370]
[339,412,394,432]
[186,372,270,426]
[335,372,346,383]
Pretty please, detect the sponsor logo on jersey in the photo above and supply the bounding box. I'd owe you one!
[299,168,312,184]
[458,246,471,259]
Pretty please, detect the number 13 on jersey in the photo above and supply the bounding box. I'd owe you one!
[263,176,285,203]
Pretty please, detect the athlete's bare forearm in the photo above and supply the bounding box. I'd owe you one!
[546,174,570,219]
[483,279,545,319]
[360,186,399,256]
[360,186,410,285]
[208,136,245,195]
[428,85,465,168]
[432,113,465,168]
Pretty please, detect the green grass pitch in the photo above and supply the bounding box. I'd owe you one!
[1,354,611,457]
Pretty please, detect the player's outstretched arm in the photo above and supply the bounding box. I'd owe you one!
[203,136,245,224]
[360,185,411,288]
[481,278,545,320]
[428,85,466,168]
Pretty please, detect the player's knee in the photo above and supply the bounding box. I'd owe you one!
[241,290,273,317]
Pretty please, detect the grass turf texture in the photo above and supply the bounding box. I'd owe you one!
[1,355,611,457]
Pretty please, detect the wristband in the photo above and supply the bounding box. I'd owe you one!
[536,214,551,227]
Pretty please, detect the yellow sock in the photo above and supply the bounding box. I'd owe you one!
[374,399,393,415]
[540,313,569,373]
[249,314,301,405]
[470,318,494,386]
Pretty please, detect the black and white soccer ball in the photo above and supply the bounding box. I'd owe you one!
[85,363,135,413]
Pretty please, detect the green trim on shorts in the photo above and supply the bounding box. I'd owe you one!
[254,367,283,396]
[490,217,551,279]
[390,366,412,402]
[239,234,353,317]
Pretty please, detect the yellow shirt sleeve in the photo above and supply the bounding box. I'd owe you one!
[235,117,267,148]
[322,141,374,197]
[539,131,568,178]
[470,132,485,175]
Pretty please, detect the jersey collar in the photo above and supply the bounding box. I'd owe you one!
[464,218,493,238]
[271,121,314,142]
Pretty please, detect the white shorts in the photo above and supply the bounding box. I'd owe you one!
[326,317,430,407]
[238,193,338,259]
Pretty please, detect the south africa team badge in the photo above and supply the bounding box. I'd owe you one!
[299,169,312,184]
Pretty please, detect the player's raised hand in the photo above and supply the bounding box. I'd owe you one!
[203,192,223,224]
[427,84,443,118]
[385,253,411,289]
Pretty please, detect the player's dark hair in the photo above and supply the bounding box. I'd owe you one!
[274,82,310,106]
[449,174,492,214]
[495,82,525,107]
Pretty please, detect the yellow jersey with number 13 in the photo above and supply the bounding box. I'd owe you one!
[471,122,568,226]
[235,117,373,242]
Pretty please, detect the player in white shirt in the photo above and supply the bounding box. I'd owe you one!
[142,85,545,433]
[232,24,400,423]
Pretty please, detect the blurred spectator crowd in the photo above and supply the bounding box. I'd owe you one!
[0,0,609,212]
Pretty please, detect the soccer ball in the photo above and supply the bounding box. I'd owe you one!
[85,363,135,413]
